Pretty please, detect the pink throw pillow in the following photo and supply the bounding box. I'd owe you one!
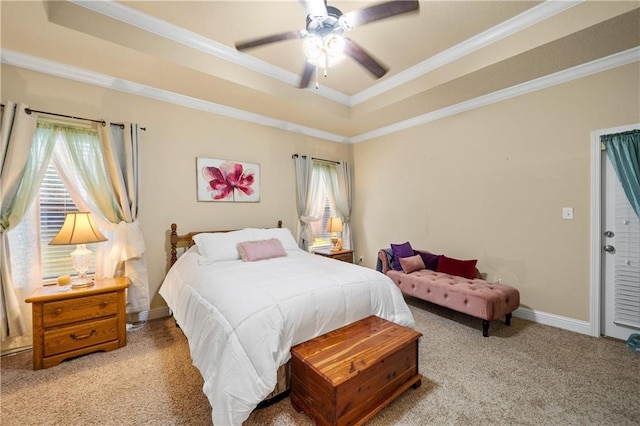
[237,239,287,262]
[436,255,477,279]
[399,254,426,274]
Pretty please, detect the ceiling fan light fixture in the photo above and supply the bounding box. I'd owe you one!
[302,35,324,61]
[303,34,345,68]
[325,34,345,57]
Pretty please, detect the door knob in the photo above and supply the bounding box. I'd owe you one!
[603,245,615,253]
[604,231,614,238]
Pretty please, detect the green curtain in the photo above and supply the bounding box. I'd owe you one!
[62,126,121,223]
[1,111,56,340]
[602,129,640,218]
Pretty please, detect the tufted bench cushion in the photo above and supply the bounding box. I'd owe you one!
[379,249,520,336]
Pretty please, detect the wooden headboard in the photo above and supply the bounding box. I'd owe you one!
[170,220,283,266]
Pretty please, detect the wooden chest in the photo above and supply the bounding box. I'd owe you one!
[290,315,422,425]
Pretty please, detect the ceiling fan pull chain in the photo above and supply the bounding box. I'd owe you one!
[324,54,329,78]
[315,65,319,90]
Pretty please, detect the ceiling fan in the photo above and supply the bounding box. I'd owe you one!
[234,0,420,89]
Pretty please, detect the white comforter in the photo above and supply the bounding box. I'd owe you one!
[159,247,414,425]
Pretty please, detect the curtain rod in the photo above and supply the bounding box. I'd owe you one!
[291,154,340,165]
[0,103,146,131]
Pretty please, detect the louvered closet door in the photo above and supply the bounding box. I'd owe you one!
[603,156,640,341]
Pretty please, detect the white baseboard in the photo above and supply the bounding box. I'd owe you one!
[126,307,171,324]
[513,307,592,336]
[127,305,592,336]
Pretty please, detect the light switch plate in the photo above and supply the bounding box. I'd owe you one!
[563,207,574,220]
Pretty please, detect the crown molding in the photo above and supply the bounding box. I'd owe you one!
[351,0,583,105]
[71,0,581,108]
[70,0,351,106]
[0,49,349,144]
[3,48,637,145]
[351,47,640,143]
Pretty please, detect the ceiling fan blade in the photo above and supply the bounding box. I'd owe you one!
[341,0,419,29]
[302,0,328,21]
[298,62,315,88]
[344,38,388,79]
[235,31,302,51]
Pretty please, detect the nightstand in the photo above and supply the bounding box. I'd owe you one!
[25,277,129,370]
[314,248,354,263]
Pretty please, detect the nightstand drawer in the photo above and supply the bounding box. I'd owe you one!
[43,293,118,327]
[314,249,354,263]
[332,252,353,263]
[44,317,118,357]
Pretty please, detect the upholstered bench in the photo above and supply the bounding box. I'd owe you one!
[378,249,519,337]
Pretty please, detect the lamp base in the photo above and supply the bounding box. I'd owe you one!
[330,235,340,252]
[71,277,95,289]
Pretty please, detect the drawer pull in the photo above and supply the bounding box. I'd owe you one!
[70,329,96,340]
[100,301,109,308]
[54,308,63,315]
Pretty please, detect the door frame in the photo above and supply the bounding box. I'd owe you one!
[590,123,640,337]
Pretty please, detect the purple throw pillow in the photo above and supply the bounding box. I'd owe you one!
[416,250,440,271]
[391,242,414,271]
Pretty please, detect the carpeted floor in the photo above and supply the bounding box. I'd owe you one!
[2,298,639,425]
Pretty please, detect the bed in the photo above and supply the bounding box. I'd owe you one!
[159,221,415,425]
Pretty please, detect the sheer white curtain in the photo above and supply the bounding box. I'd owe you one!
[1,106,56,348]
[54,123,149,313]
[50,126,116,277]
[315,161,352,249]
[316,161,339,214]
[336,161,353,250]
[294,155,347,251]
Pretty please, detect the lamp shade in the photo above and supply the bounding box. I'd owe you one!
[326,217,343,233]
[49,212,107,245]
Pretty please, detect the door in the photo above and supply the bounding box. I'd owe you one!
[602,151,640,341]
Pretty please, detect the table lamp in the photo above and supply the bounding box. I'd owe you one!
[326,217,343,252]
[49,212,107,288]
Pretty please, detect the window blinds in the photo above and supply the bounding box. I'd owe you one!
[38,162,96,280]
[613,175,640,329]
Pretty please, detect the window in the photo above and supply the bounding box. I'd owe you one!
[310,197,333,248]
[309,161,337,249]
[37,127,99,281]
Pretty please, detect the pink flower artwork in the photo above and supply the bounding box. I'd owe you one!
[196,158,260,202]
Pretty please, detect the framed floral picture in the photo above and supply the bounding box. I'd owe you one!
[196,157,260,202]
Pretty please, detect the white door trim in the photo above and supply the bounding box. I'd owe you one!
[590,123,640,337]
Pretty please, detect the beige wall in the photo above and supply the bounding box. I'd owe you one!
[3,62,639,323]
[352,63,640,321]
[1,65,352,313]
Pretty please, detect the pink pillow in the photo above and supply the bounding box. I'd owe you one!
[436,255,477,279]
[399,254,426,274]
[237,239,287,262]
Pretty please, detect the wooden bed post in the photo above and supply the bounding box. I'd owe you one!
[170,223,178,266]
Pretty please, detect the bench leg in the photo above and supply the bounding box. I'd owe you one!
[505,312,512,326]
[482,320,490,337]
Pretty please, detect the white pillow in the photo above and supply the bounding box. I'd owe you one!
[192,229,253,261]
[248,228,299,252]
